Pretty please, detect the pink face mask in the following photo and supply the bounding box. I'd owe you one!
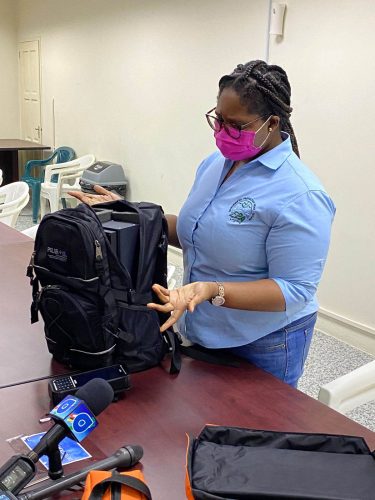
[214,117,271,161]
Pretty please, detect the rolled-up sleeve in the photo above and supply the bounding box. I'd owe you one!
[266,190,336,318]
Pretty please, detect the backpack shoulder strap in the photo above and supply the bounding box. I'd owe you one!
[163,330,181,374]
[93,200,165,297]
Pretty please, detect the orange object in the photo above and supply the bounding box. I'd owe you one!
[82,469,151,500]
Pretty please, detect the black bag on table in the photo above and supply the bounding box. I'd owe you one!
[27,200,180,374]
[186,425,375,499]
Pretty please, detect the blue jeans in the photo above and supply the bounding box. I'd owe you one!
[229,312,317,388]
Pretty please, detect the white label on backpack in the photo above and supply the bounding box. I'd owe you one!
[47,246,68,262]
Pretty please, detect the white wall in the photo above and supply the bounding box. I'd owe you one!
[16,0,268,213]
[0,0,19,137]
[270,0,375,350]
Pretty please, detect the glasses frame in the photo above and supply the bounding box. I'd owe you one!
[205,107,267,139]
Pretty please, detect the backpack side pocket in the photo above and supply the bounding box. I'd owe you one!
[115,303,167,373]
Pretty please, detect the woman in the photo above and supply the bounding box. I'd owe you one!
[71,60,335,387]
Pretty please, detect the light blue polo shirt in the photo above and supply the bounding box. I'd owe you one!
[176,133,336,348]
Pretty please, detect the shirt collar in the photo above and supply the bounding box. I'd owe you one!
[254,132,293,170]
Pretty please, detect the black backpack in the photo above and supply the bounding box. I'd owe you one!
[27,200,180,374]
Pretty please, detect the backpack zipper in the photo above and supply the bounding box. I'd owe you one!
[94,239,105,275]
[95,240,103,260]
[33,264,100,283]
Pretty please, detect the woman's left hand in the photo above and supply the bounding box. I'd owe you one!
[67,185,122,206]
[147,282,216,332]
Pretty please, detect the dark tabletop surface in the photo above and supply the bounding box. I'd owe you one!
[0,224,374,499]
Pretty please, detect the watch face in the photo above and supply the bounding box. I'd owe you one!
[212,296,225,306]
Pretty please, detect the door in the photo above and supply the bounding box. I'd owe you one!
[18,40,42,143]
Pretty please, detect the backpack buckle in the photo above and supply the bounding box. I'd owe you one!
[26,251,35,282]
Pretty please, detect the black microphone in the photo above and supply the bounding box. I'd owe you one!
[0,379,114,494]
[28,378,114,479]
[18,445,143,500]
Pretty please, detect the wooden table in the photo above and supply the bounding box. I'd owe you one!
[0,139,50,184]
[0,224,374,499]
[0,359,374,500]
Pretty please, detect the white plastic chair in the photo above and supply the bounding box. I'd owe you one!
[21,224,39,240]
[0,181,30,227]
[318,360,375,414]
[40,154,95,217]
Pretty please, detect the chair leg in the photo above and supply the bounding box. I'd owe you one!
[40,193,48,219]
[32,183,41,224]
[49,196,60,213]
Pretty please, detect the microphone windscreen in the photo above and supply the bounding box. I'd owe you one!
[128,445,143,465]
[76,378,114,415]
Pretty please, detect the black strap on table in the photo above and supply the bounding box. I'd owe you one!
[180,344,241,367]
[88,471,152,500]
[163,329,181,374]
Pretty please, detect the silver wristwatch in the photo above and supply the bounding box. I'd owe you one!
[211,281,225,306]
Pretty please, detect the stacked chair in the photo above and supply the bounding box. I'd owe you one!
[21,146,76,223]
[0,181,30,228]
[40,154,96,218]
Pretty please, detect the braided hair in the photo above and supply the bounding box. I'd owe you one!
[219,60,300,157]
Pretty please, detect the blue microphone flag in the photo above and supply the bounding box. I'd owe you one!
[50,395,97,442]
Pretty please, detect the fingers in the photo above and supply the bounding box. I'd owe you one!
[152,284,170,304]
[93,185,113,196]
[67,191,102,206]
[159,316,177,332]
[152,284,169,294]
[81,195,102,206]
[159,308,184,332]
[148,283,202,332]
[69,185,120,206]
[93,185,122,201]
[147,284,172,311]
[68,190,85,201]
[147,301,174,314]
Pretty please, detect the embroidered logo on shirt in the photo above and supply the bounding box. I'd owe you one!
[229,197,256,223]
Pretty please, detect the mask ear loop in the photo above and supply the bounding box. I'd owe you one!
[253,116,273,148]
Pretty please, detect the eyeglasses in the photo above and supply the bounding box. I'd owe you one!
[205,107,265,139]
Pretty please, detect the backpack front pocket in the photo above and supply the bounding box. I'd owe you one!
[39,286,116,368]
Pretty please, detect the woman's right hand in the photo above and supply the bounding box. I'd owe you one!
[68,185,122,206]
[147,281,217,332]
